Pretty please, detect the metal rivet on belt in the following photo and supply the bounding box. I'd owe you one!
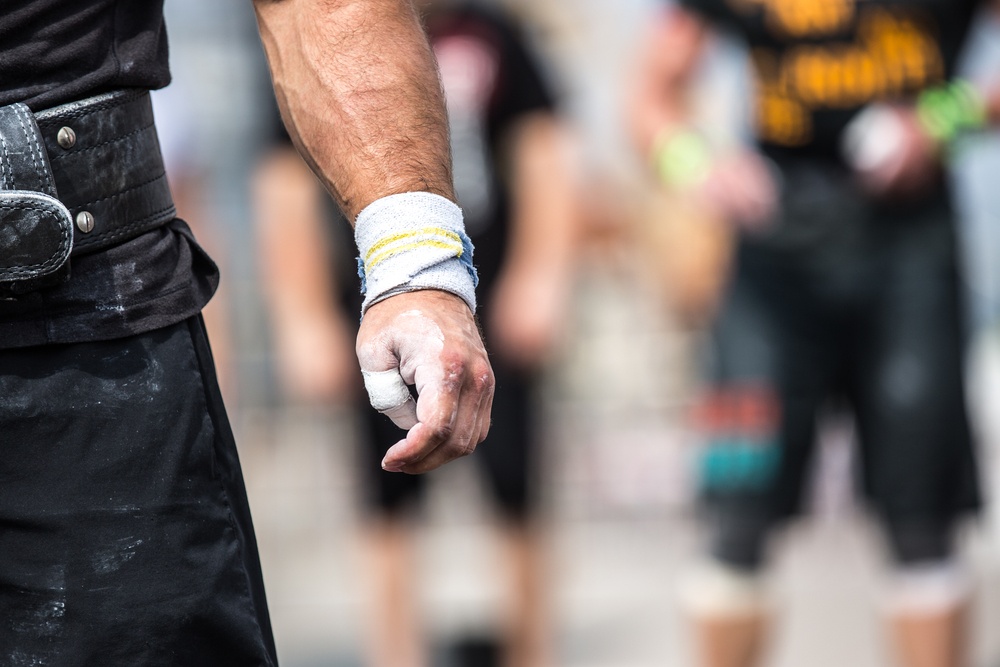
[76,211,95,234]
[57,126,76,150]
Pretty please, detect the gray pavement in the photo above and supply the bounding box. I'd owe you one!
[237,405,1000,667]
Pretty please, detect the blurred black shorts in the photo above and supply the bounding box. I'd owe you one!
[699,161,980,564]
[0,318,276,666]
[359,357,537,521]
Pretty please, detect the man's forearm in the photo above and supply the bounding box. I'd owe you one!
[506,113,577,273]
[628,7,708,154]
[253,0,454,220]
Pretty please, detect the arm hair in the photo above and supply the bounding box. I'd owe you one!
[253,0,454,220]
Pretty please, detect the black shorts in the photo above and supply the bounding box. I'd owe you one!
[359,357,537,521]
[0,318,276,666]
[698,162,980,567]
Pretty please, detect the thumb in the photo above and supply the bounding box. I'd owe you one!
[361,367,418,430]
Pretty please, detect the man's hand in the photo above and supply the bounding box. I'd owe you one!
[841,103,942,200]
[357,290,494,474]
[696,149,780,231]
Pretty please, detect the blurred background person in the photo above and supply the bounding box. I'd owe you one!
[148,0,1000,664]
[629,1,1000,666]
[151,2,268,407]
[254,2,578,665]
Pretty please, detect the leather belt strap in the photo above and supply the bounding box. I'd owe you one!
[0,89,175,293]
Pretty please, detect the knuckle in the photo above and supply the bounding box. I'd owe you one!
[440,350,465,371]
[471,365,494,393]
[429,422,455,442]
[438,355,466,392]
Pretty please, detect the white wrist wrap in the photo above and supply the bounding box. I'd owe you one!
[355,192,478,316]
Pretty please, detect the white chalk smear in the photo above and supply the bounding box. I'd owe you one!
[397,309,445,347]
[362,369,418,429]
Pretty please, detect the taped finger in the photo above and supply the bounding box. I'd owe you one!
[362,368,418,429]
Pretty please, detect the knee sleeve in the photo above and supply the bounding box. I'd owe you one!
[883,559,971,616]
[679,558,771,617]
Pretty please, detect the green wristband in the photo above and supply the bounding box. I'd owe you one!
[652,128,713,188]
[916,79,987,145]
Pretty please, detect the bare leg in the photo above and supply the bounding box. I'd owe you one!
[681,560,771,667]
[883,560,971,667]
[498,520,551,667]
[888,602,968,667]
[691,612,769,667]
[362,517,426,667]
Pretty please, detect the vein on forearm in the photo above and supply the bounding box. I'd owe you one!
[256,0,454,220]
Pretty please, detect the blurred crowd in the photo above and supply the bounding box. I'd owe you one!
[152,0,1000,666]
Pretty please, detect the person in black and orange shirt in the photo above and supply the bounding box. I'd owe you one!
[630,1,1000,666]
[255,3,577,666]
[0,0,497,664]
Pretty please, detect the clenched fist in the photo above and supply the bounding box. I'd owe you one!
[356,289,495,474]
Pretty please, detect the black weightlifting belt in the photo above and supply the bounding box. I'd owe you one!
[0,89,175,293]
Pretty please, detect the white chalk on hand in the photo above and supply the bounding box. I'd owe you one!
[841,104,907,173]
[362,368,418,429]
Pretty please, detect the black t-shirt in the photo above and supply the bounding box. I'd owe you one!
[425,4,556,304]
[0,2,217,349]
[0,0,170,111]
[676,0,980,158]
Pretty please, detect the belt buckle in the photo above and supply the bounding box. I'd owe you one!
[0,102,74,295]
[0,190,73,295]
